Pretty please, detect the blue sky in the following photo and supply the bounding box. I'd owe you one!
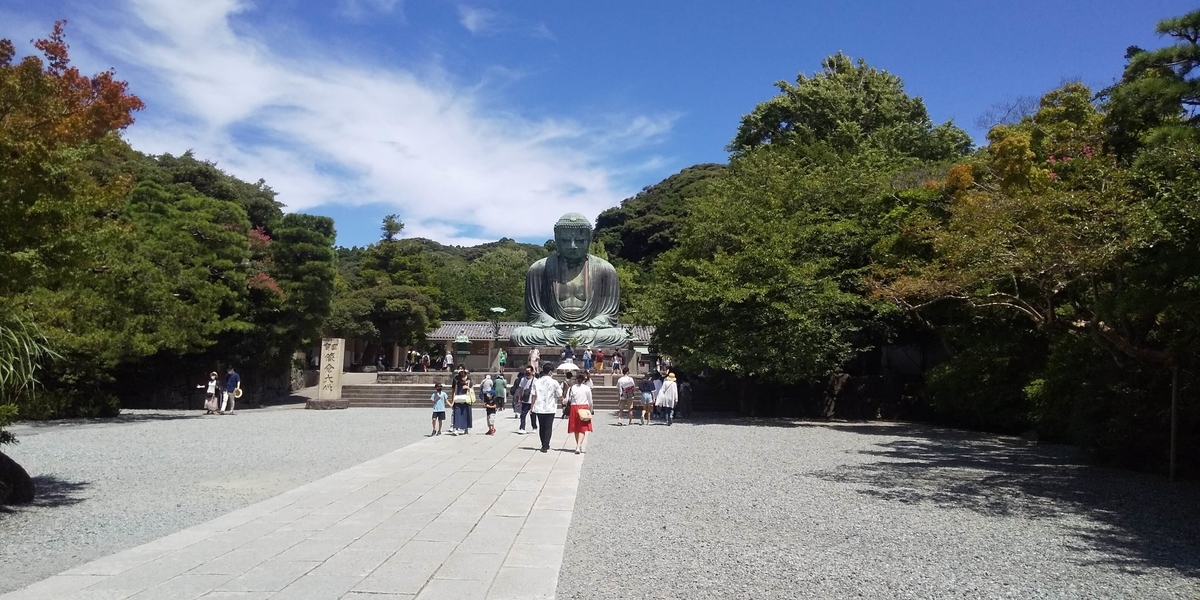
[2,0,1195,247]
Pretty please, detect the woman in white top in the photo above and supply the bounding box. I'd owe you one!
[565,371,594,454]
[655,372,680,426]
[196,372,219,414]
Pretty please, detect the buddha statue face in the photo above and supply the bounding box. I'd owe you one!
[554,224,592,266]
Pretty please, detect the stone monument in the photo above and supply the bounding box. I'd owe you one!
[510,212,631,347]
[307,337,349,409]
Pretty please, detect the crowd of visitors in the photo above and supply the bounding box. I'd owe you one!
[426,349,684,456]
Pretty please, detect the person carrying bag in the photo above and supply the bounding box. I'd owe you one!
[565,371,593,454]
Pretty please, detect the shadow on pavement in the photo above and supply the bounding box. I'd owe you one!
[806,422,1200,577]
[14,412,200,431]
[674,414,805,428]
[0,475,90,513]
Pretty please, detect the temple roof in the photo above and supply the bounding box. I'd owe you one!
[426,321,654,344]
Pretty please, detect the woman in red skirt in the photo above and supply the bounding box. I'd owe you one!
[565,371,593,454]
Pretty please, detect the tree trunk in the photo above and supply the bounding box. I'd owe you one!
[1171,366,1179,483]
[739,379,750,416]
[0,452,34,504]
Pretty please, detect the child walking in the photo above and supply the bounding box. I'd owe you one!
[430,383,447,436]
[484,385,500,435]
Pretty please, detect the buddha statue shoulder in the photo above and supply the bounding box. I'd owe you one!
[510,213,631,347]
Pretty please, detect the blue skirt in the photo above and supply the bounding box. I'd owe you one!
[453,403,473,430]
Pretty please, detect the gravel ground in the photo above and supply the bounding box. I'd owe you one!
[558,418,1200,599]
[0,404,435,594]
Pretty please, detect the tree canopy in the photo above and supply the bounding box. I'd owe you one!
[0,24,338,419]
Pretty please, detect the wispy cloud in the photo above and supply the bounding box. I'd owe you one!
[457,5,495,35]
[80,0,668,245]
[456,4,553,39]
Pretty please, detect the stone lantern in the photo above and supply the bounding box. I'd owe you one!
[453,331,470,366]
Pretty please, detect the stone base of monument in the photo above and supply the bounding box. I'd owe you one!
[305,398,350,410]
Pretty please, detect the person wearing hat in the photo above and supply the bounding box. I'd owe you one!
[654,371,679,426]
[220,366,241,414]
[197,372,220,414]
[430,383,448,436]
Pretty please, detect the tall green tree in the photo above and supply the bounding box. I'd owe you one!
[1105,8,1200,158]
[327,217,441,352]
[729,52,971,160]
[646,55,970,391]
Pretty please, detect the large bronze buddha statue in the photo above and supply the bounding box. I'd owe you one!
[510,213,631,347]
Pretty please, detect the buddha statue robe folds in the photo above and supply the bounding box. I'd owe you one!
[510,213,631,348]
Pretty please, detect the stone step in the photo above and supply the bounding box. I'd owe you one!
[345,399,624,409]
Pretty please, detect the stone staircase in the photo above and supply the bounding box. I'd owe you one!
[342,384,622,410]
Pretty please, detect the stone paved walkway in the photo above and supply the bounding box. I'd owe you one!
[2,413,582,600]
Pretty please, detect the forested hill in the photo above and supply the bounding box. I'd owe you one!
[410,237,549,263]
[594,163,725,266]
[329,235,550,341]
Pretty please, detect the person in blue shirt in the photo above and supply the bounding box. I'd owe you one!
[430,383,447,436]
[220,366,241,414]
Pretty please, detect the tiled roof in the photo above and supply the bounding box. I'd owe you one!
[427,320,654,343]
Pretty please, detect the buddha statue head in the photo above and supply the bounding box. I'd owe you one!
[554,212,592,267]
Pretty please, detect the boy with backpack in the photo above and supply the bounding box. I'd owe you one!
[483,375,501,435]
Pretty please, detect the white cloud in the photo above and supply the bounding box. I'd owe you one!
[456,5,553,39]
[87,0,670,244]
[457,5,495,35]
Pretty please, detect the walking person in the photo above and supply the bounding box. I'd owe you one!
[582,347,593,371]
[655,372,680,425]
[509,369,523,415]
[197,371,220,414]
[595,348,604,372]
[562,344,575,365]
[651,371,664,421]
[450,370,473,435]
[430,383,447,436]
[638,373,655,425]
[220,366,241,414]
[484,382,500,435]
[611,349,622,374]
[517,365,536,433]
[444,349,454,372]
[528,347,540,369]
[616,367,636,425]
[498,348,508,370]
[494,371,508,416]
[480,372,494,407]
[565,371,593,454]
[530,363,563,453]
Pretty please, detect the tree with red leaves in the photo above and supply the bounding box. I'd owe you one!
[0,21,144,295]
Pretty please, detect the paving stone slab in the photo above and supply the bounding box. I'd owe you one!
[1,416,583,600]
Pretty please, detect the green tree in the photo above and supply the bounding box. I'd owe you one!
[729,52,971,160]
[645,55,969,402]
[649,145,903,386]
[0,22,143,296]
[326,217,442,353]
[1105,9,1200,158]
